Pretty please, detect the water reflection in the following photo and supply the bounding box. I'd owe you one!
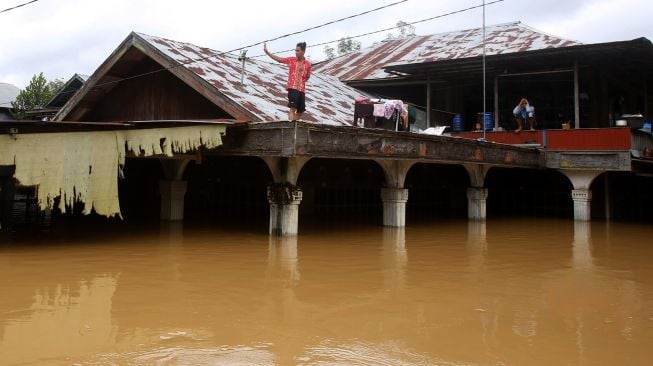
[572,221,593,270]
[1,220,652,365]
[381,227,407,291]
[0,276,118,365]
[268,235,299,286]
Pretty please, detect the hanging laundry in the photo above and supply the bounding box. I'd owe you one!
[373,103,385,117]
[384,100,405,119]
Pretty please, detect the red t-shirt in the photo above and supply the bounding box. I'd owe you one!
[280,57,311,93]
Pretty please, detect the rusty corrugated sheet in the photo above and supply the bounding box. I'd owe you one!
[313,22,581,81]
[139,34,366,125]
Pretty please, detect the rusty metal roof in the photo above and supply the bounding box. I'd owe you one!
[138,33,366,125]
[313,22,581,81]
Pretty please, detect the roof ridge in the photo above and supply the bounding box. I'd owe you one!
[135,31,243,60]
[516,23,583,45]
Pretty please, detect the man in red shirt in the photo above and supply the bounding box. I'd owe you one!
[264,42,312,121]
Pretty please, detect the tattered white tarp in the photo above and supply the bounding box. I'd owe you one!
[0,125,225,217]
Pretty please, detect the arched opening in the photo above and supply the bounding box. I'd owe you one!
[296,158,386,224]
[118,158,165,223]
[183,156,273,229]
[486,168,573,218]
[404,163,469,220]
[591,171,653,221]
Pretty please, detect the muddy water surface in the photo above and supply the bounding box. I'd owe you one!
[1,219,653,365]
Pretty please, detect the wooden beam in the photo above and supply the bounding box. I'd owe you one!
[426,76,432,128]
[132,38,256,121]
[54,36,136,121]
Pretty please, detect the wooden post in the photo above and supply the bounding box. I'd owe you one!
[574,62,580,129]
[494,76,499,129]
[644,77,648,117]
[426,76,432,127]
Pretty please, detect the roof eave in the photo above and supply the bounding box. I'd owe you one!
[54,32,260,122]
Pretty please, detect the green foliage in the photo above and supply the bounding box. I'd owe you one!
[336,38,361,56]
[323,20,416,60]
[386,20,416,40]
[323,45,336,60]
[10,73,63,119]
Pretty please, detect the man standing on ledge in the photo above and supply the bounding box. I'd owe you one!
[264,42,312,121]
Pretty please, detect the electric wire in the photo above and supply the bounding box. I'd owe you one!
[0,0,39,14]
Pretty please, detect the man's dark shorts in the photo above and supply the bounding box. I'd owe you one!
[287,89,306,113]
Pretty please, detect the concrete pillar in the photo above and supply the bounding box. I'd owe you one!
[561,170,601,221]
[467,187,488,220]
[572,189,592,221]
[268,183,303,236]
[381,188,409,227]
[159,159,192,222]
[159,180,187,221]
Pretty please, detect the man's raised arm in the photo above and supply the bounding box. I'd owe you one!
[264,43,284,63]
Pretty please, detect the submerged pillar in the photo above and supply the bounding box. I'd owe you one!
[561,170,602,222]
[381,188,409,227]
[376,160,415,228]
[571,189,592,221]
[159,180,188,221]
[467,187,488,220]
[267,183,303,236]
[262,157,310,237]
[159,159,192,221]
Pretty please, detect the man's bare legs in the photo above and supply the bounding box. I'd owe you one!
[288,108,303,121]
[515,117,536,132]
[515,117,523,133]
[527,117,536,131]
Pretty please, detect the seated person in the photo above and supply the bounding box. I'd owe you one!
[513,98,536,132]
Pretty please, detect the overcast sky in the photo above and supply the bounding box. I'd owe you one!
[1,0,652,89]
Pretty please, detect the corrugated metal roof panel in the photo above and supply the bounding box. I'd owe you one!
[0,82,20,107]
[314,22,581,81]
[138,34,366,126]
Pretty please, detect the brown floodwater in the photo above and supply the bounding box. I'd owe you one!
[1,219,653,365]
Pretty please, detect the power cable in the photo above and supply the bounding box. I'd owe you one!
[251,0,505,59]
[9,1,504,106]
[0,0,39,14]
[30,0,409,99]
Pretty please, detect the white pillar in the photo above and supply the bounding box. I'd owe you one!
[268,184,303,236]
[467,187,488,221]
[381,188,409,227]
[159,180,188,221]
[561,170,601,222]
[572,189,592,221]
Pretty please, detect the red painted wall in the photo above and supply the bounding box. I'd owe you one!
[452,128,632,151]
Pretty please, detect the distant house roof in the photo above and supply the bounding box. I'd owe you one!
[0,82,20,109]
[313,22,581,81]
[46,73,89,108]
[56,33,366,125]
